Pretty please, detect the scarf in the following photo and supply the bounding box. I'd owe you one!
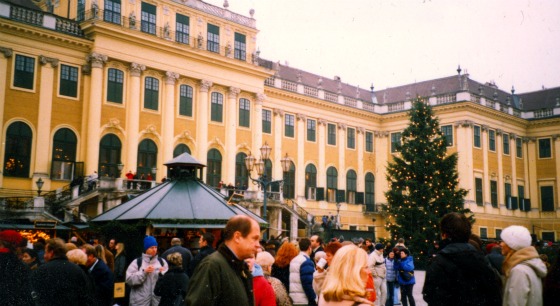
[502,246,539,277]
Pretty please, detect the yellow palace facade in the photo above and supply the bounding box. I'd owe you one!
[1,0,559,241]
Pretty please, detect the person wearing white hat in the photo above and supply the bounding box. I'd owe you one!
[500,225,547,306]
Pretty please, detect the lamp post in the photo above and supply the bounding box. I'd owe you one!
[245,142,291,240]
[35,177,44,196]
[335,202,341,230]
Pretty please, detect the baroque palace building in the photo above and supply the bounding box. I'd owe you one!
[1,0,559,240]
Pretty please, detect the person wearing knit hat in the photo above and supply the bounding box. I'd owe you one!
[126,235,168,306]
[500,225,547,306]
[0,230,33,304]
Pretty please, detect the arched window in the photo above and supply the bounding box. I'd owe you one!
[235,153,248,189]
[51,128,77,180]
[173,144,191,157]
[137,139,157,180]
[346,170,357,204]
[98,134,121,177]
[283,161,295,199]
[365,173,375,211]
[206,149,222,187]
[326,167,338,202]
[305,164,317,200]
[3,121,32,177]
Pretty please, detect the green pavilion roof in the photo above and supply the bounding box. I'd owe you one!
[91,153,266,226]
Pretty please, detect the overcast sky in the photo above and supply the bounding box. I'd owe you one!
[206,0,560,93]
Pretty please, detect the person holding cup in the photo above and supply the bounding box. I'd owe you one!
[313,241,343,298]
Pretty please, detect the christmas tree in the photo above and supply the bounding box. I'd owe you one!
[382,98,471,263]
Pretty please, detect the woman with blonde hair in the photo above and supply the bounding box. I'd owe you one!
[319,244,374,305]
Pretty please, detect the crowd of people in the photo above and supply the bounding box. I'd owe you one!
[1,212,560,305]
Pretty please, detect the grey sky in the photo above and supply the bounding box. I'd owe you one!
[207,0,560,93]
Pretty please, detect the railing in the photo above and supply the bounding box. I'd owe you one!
[286,198,311,224]
[344,97,357,107]
[120,179,158,191]
[0,197,35,210]
[534,108,553,118]
[436,94,456,104]
[304,86,318,97]
[325,92,338,103]
[81,9,252,63]
[6,2,84,37]
[362,103,375,112]
[387,101,404,112]
[264,77,275,87]
[281,80,298,92]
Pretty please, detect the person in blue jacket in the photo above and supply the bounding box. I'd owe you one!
[396,248,416,306]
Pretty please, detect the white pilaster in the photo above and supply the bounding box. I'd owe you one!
[125,62,145,173]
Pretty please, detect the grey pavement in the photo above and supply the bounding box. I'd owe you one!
[385,270,427,306]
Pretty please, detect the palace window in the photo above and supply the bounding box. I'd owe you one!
[285,114,295,137]
[475,178,483,206]
[473,125,481,148]
[538,138,552,158]
[283,161,295,199]
[262,109,272,134]
[327,167,338,203]
[541,186,554,212]
[346,170,357,204]
[365,173,375,210]
[305,164,317,200]
[104,0,121,24]
[327,123,336,145]
[365,131,373,152]
[235,153,248,188]
[51,128,77,180]
[107,68,124,103]
[3,122,32,178]
[234,32,246,61]
[503,134,510,155]
[137,139,157,180]
[441,125,453,146]
[210,92,223,122]
[206,149,222,187]
[173,144,191,157]
[347,128,355,149]
[59,64,79,98]
[176,14,190,44]
[307,119,316,142]
[141,2,157,35]
[489,130,496,151]
[239,98,250,127]
[391,132,402,153]
[98,134,121,178]
[144,77,159,110]
[14,54,35,90]
[179,85,193,116]
[207,24,220,53]
[516,137,523,158]
[490,180,498,207]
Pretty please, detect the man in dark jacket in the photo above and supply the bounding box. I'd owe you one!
[422,212,502,306]
[0,230,33,305]
[187,232,215,276]
[185,215,260,305]
[31,238,96,306]
[82,244,115,306]
[162,237,193,274]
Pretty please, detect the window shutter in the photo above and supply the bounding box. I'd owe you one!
[316,187,325,201]
[336,190,345,203]
[356,192,364,205]
[511,197,518,210]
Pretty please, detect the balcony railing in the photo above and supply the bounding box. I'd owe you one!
[4,2,84,37]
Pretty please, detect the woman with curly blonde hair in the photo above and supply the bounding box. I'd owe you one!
[319,244,374,305]
[272,241,300,292]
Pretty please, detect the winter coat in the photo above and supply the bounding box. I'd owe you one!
[253,264,277,306]
[187,245,215,277]
[114,252,127,282]
[185,243,254,306]
[368,250,386,279]
[265,274,293,306]
[89,259,115,306]
[502,246,547,306]
[272,263,291,292]
[162,245,193,273]
[289,252,317,305]
[395,255,415,285]
[422,242,502,306]
[0,251,33,305]
[154,266,189,306]
[31,256,96,306]
[312,268,327,297]
[385,258,397,282]
[126,253,169,306]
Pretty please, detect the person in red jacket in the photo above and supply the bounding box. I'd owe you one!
[247,252,277,306]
